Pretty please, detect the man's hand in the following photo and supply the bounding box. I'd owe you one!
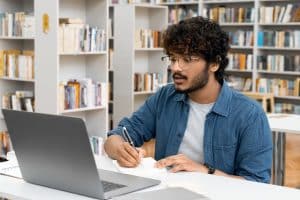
[104,135,145,168]
[115,144,145,167]
[155,154,208,173]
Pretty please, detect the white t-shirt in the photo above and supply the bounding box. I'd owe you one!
[177,99,214,163]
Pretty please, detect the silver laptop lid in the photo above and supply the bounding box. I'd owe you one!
[2,109,104,199]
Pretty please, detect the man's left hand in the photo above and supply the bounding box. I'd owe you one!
[155,154,208,173]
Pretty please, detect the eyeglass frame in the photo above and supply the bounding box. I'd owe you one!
[161,55,204,70]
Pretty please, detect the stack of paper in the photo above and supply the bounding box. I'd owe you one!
[0,156,22,179]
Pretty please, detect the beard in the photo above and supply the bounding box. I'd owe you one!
[173,67,209,94]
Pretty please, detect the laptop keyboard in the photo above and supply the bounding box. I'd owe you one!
[101,180,126,192]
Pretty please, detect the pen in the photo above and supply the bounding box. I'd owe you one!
[122,126,138,153]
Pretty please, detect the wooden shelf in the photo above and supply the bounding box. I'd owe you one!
[0,77,35,83]
[60,106,106,114]
[274,96,300,101]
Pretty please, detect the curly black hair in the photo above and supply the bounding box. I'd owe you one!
[162,16,230,83]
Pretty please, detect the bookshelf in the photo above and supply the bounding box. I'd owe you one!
[153,0,300,114]
[256,0,300,114]
[201,0,257,99]
[0,0,35,131]
[108,1,158,129]
[35,0,109,137]
[113,4,168,125]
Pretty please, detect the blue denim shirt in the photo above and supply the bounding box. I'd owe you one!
[108,81,273,183]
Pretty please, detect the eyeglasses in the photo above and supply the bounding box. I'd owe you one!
[161,55,202,70]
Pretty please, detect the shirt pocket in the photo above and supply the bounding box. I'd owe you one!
[212,143,237,174]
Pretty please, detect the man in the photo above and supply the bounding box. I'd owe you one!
[104,17,272,183]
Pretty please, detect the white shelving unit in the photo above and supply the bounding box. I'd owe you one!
[255,0,300,112]
[0,0,35,131]
[113,4,168,125]
[35,0,109,137]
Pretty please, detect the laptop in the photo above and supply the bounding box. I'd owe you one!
[2,109,160,200]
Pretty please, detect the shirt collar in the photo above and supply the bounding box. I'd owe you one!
[173,80,232,117]
[211,81,232,117]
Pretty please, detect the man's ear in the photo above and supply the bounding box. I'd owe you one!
[209,63,219,72]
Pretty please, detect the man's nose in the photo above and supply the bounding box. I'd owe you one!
[170,60,182,72]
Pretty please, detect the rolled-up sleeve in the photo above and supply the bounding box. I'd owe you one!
[107,89,161,147]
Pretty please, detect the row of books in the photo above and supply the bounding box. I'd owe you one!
[256,78,300,97]
[227,53,253,71]
[257,55,300,72]
[0,131,12,159]
[59,18,106,53]
[204,7,255,23]
[275,103,300,115]
[259,4,300,23]
[169,7,198,24]
[0,50,34,80]
[257,30,300,48]
[2,90,34,112]
[0,12,35,37]
[226,76,252,92]
[227,77,300,114]
[59,79,107,111]
[134,72,166,92]
[228,31,253,46]
[135,29,163,48]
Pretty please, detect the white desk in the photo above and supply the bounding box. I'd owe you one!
[268,114,300,135]
[268,114,300,186]
[1,155,300,200]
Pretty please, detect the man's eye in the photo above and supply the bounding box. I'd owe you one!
[183,57,191,63]
[170,58,177,62]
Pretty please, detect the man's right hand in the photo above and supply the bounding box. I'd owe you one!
[104,135,144,167]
